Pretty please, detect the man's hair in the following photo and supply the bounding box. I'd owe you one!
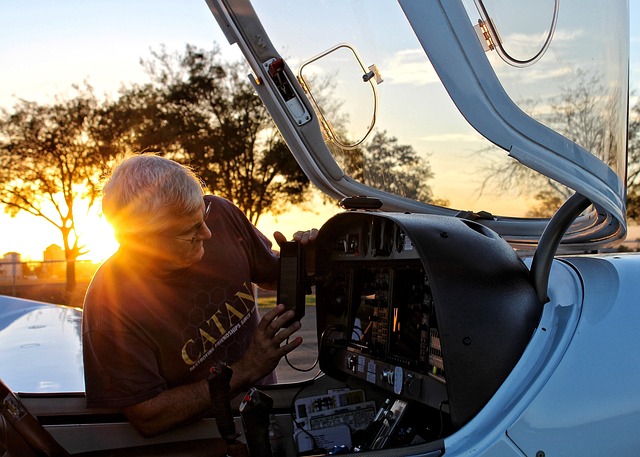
[102,153,205,239]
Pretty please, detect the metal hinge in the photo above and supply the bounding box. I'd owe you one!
[474,19,495,52]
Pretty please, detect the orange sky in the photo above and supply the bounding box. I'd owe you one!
[0,207,116,262]
[0,196,342,262]
[3,193,639,263]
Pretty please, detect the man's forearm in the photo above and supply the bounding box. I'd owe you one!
[122,369,254,437]
[123,379,211,437]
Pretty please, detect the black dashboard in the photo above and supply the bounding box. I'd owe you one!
[313,211,541,429]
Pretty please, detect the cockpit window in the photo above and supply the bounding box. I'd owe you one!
[210,0,624,249]
[461,0,628,181]
[248,0,626,222]
[298,43,380,149]
[469,0,559,67]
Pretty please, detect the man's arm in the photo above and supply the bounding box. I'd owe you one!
[123,380,210,437]
[123,305,302,437]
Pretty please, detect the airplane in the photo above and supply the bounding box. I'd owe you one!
[1,0,638,455]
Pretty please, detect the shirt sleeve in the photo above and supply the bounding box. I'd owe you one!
[208,196,279,285]
[83,328,166,409]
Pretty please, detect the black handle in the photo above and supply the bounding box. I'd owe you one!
[239,387,274,456]
[208,362,237,442]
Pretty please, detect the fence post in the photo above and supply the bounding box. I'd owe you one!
[11,260,17,297]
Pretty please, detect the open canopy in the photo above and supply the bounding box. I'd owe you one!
[206,0,629,250]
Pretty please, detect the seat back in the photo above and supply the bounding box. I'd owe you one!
[0,378,70,457]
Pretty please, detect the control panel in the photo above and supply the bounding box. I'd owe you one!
[314,211,541,428]
[322,261,447,412]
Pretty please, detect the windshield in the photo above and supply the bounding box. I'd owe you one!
[245,0,627,219]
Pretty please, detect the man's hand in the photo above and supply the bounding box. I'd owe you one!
[274,228,318,246]
[274,228,318,274]
[230,304,302,395]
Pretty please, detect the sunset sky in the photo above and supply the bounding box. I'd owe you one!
[1,1,639,261]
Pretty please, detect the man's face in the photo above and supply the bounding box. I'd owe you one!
[141,201,213,272]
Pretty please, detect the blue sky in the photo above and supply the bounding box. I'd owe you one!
[0,1,234,107]
[0,0,638,108]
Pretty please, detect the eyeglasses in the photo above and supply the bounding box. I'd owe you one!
[171,200,212,245]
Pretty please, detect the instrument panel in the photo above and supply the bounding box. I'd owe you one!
[314,211,541,428]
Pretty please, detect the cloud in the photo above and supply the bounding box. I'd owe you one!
[381,49,440,86]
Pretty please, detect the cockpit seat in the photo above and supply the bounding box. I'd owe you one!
[0,378,70,457]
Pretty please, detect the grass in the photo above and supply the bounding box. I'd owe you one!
[257,294,316,308]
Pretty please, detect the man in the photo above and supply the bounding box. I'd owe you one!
[82,153,312,438]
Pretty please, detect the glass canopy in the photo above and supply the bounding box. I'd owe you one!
[205,0,628,248]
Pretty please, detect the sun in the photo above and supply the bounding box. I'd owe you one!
[0,206,119,263]
[75,211,119,263]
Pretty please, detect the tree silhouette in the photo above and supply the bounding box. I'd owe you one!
[626,96,640,222]
[325,130,438,203]
[107,44,309,225]
[479,70,626,218]
[525,190,565,218]
[0,85,116,299]
[361,131,435,203]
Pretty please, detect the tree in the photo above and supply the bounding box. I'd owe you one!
[626,97,640,221]
[0,85,116,299]
[526,190,565,218]
[360,130,435,202]
[327,130,439,204]
[479,70,624,217]
[108,44,310,225]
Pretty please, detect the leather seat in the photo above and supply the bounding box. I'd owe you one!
[0,378,70,457]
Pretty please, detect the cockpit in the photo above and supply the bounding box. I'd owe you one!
[0,1,635,456]
[204,0,629,454]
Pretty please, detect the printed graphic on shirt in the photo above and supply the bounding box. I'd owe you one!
[180,281,256,370]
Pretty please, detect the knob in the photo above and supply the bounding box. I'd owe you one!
[347,355,357,373]
[381,369,394,385]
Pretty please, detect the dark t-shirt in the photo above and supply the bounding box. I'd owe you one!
[82,196,279,409]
